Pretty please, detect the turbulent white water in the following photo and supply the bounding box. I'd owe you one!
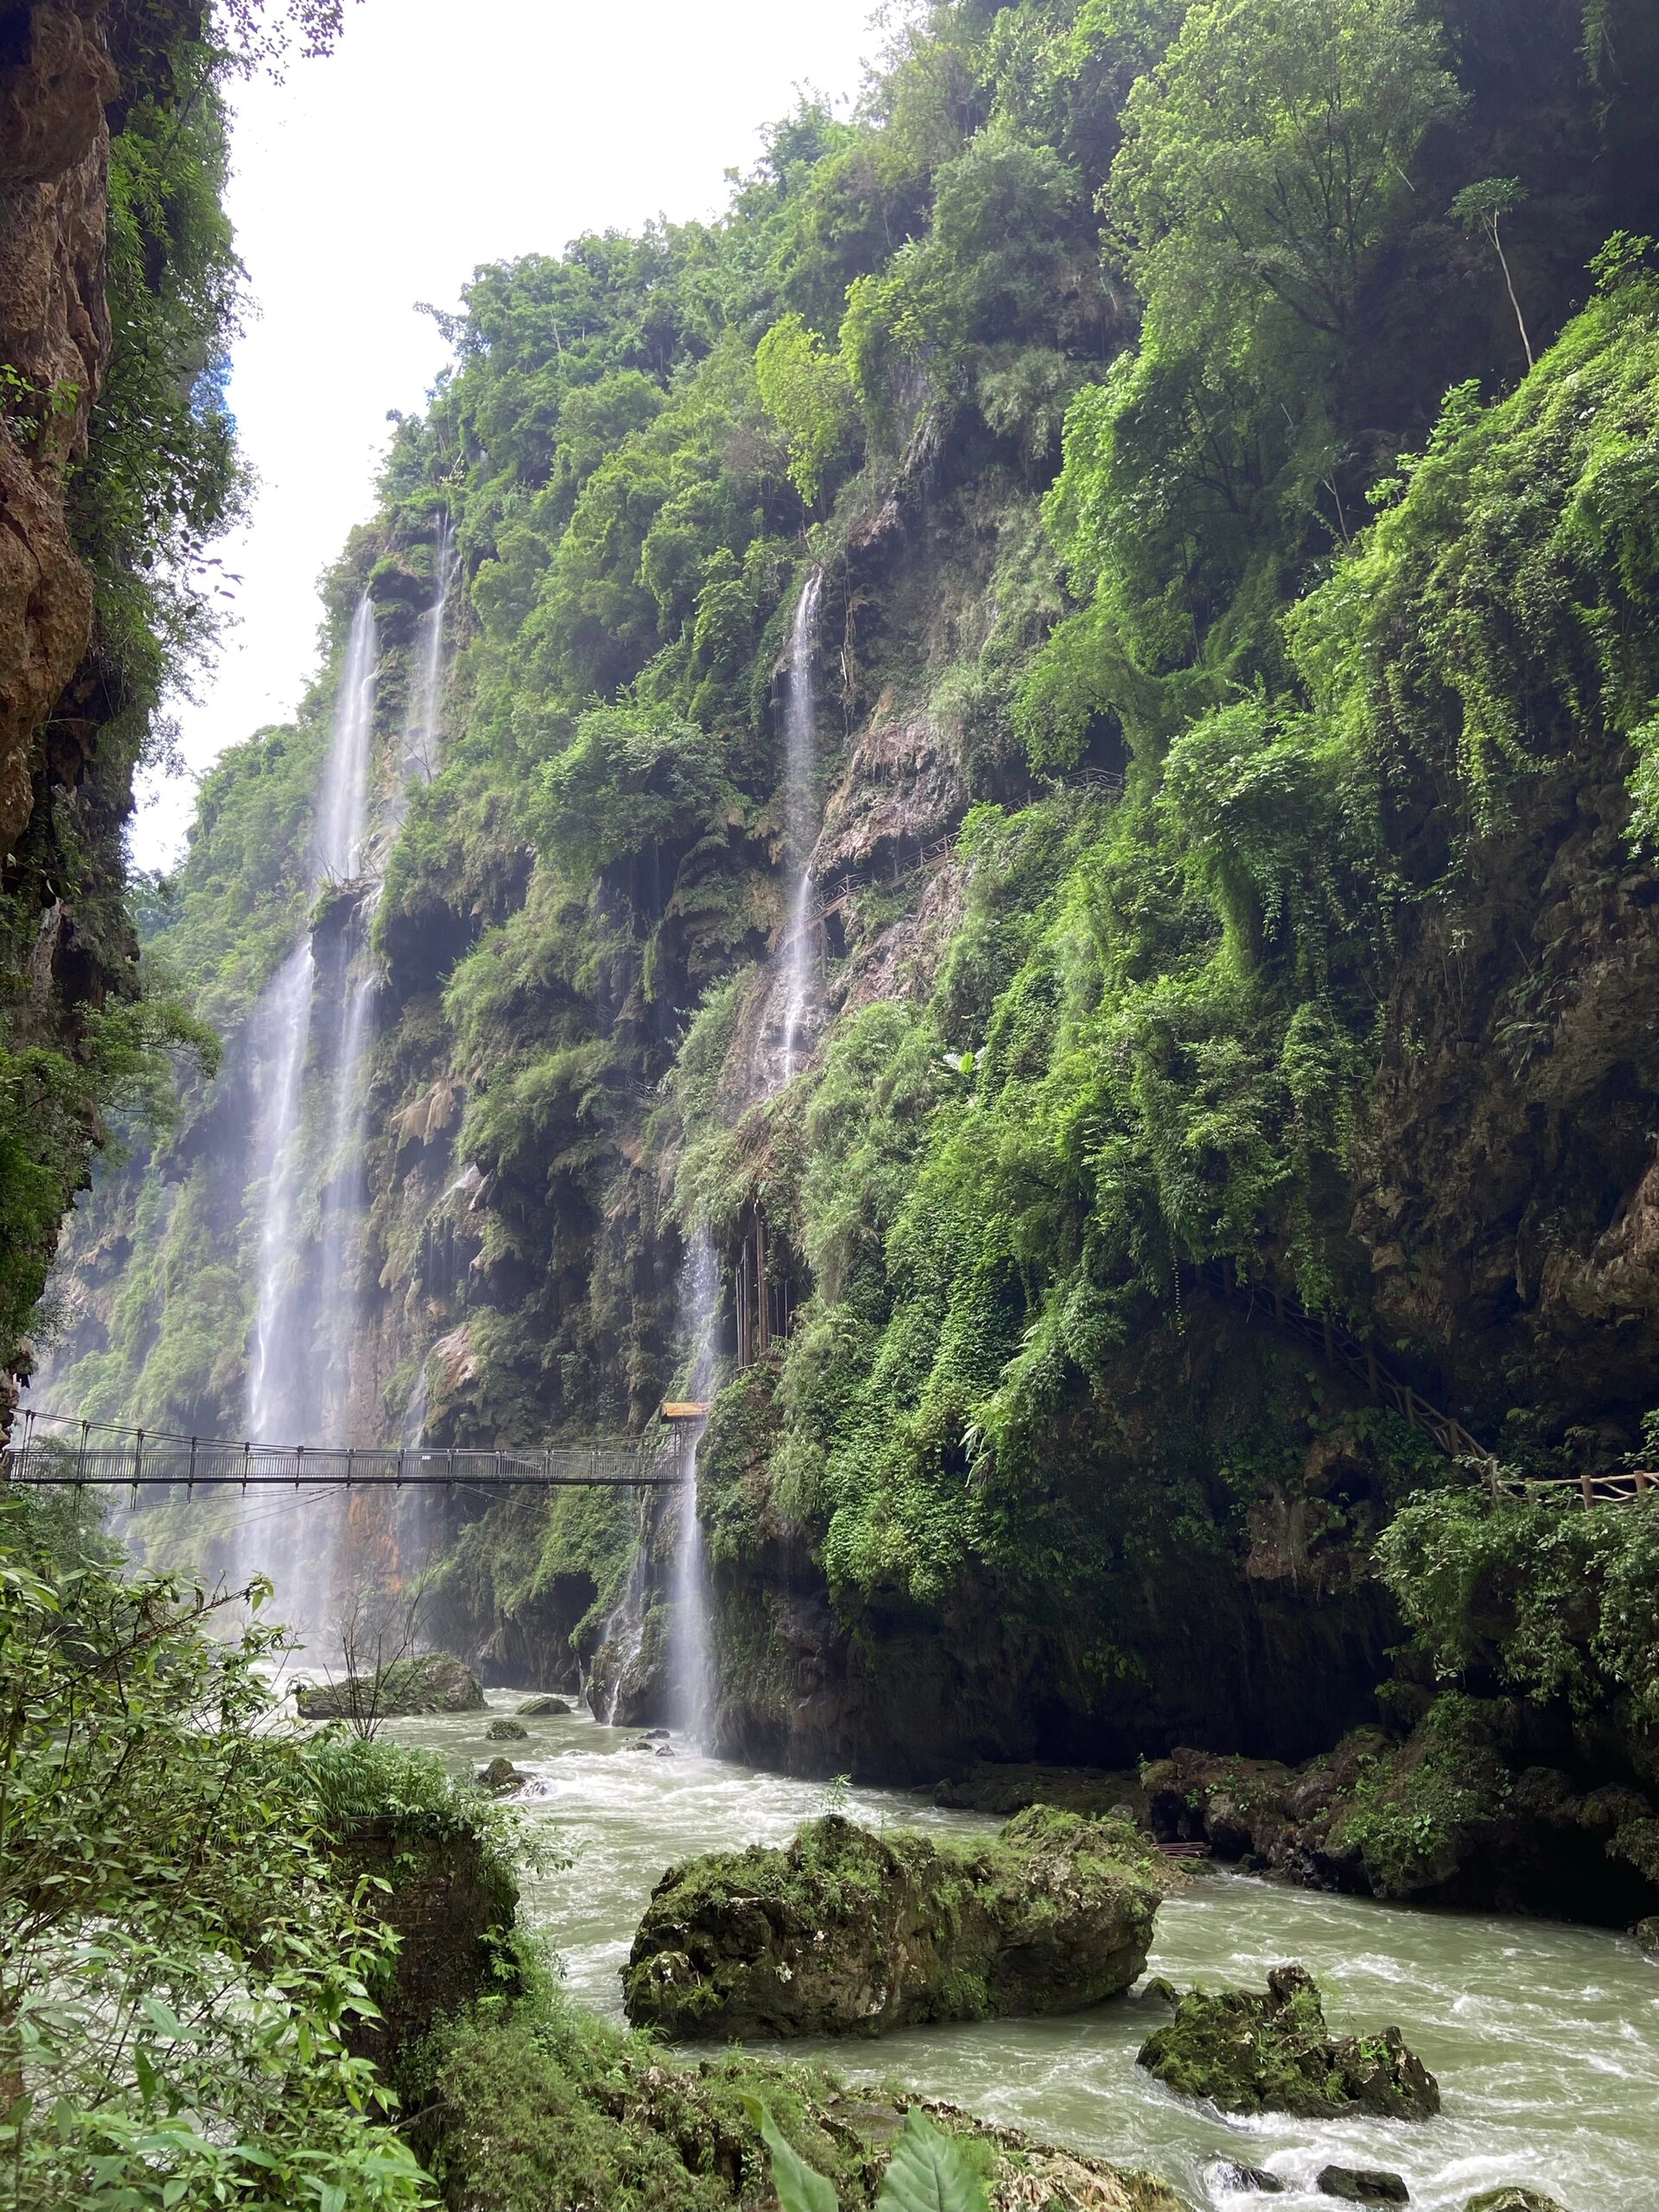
[777,569,822,1086]
[391,1699,1659,2212]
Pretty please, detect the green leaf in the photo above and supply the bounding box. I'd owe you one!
[875,2109,989,2212]
[740,2094,839,2212]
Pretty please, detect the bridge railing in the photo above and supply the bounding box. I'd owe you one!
[2,1408,685,1490]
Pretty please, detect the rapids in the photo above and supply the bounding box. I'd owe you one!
[386,1695,1659,2212]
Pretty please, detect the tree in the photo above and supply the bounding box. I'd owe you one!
[0,1501,429,2209]
[1113,0,1462,350]
[754,315,859,507]
[1451,177,1535,369]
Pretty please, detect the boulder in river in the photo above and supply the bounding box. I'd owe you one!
[296,1649,485,1720]
[485,1717,529,1741]
[1319,2171,1409,2205]
[623,1805,1165,2038]
[1634,1915,1659,1954]
[516,1694,572,1717]
[1211,2165,1286,2194]
[476,1756,527,1794]
[1464,2194,1571,2212]
[1137,1962,1440,2120]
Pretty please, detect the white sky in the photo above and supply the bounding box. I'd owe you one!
[133,0,882,870]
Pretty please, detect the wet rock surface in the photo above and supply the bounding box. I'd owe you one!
[1319,2171,1409,2204]
[485,1717,529,1741]
[476,1755,528,1794]
[1136,1963,1440,2120]
[516,1694,572,1716]
[296,1650,486,1721]
[1463,2193,1570,2212]
[1141,1727,1659,1926]
[623,1806,1166,2039]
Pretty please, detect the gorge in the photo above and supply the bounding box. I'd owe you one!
[4,0,1659,2206]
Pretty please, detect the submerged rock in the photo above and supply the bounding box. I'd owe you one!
[296,1649,486,1721]
[476,1756,527,1794]
[1211,2163,1286,2193]
[1319,2171,1409,2205]
[623,1805,1165,2039]
[516,1694,572,1717]
[485,1717,529,1741]
[1464,2194,1570,2212]
[1137,1962,1440,2120]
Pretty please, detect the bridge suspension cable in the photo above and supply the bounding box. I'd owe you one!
[2,1407,688,1491]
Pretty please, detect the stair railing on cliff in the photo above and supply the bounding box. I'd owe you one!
[2,1407,688,1493]
[1186,1258,1656,1508]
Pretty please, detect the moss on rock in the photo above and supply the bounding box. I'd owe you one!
[623,1807,1165,2038]
[410,1983,1185,2212]
[296,1649,485,1720]
[1136,1962,1440,2120]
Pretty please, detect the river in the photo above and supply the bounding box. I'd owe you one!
[386,1696,1659,2212]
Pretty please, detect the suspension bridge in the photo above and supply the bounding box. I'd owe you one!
[1,1405,702,1493]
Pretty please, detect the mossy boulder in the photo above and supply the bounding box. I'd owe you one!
[296,1650,485,1721]
[623,1806,1164,2039]
[1319,2171,1408,2204]
[1137,1962,1440,2119]
[517,1694,572,1717]
[486,1717,529,1741]
[477,1757,528,1794]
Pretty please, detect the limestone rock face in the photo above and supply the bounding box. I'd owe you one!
[295,1649,486,1721]
[623,1806,1164,2039]
[0,0,115,860]
[1137,1963,1440,2120]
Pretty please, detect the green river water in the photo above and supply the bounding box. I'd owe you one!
[386,1695,1659,2212]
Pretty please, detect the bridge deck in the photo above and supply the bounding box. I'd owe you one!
[3,1416,686,1490]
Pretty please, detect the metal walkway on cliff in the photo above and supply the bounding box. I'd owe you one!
[2,1405,700,1492]
[1188,1258,1656,1508]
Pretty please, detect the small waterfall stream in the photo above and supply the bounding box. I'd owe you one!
[778,569,823,1084]
[668,1227,720,1739]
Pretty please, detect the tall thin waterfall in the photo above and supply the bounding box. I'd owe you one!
[668,1227,720,1739]
[778,570,823,1084]
[401,518,454,791]
[244,943,318,1450]
[235,598,378,1624]
[314,598,378,882]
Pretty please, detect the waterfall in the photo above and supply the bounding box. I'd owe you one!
[313,598,378,882]
[243,943,317,1450]
[234,597,378,1625]
[778,569,823,1085]
[668,1227,719,1740]
[400,518,454,791]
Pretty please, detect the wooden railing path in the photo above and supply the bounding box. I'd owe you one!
[1189,1259,1656,1508]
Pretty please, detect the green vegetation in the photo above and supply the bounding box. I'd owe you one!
[30,0,1659,1873]
[0,1494,430,2209]
[624,1808,1161,2037]
[1135,1960,1440,2119]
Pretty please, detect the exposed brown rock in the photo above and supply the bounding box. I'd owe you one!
[0,0,114,859]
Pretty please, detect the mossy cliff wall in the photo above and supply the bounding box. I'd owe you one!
[31,2,1659,1831]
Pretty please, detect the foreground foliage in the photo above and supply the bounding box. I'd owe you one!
[0,1497,432,2210]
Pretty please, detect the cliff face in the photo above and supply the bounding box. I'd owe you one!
[1,0,239,1412]
[33,0,1659,1839]
[0,0,111,855]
